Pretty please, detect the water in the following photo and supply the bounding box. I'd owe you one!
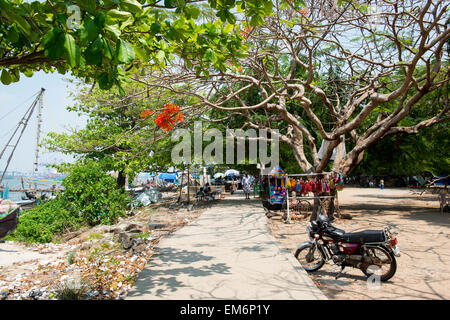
[1,176,63,202]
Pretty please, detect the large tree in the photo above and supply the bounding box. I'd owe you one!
[138,0,449,177]
[42,80,199,187]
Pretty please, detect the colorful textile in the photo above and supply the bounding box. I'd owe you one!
[291,178,296,190]
[243,176,252,193]
[295,180,301,192]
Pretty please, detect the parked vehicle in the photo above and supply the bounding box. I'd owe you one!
[259,166,286,211]
[295,215,400,281]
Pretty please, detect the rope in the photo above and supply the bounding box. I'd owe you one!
[0,91,40,122]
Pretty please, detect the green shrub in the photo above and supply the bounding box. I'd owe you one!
[62,159,129,226]
[7,159,130,243]
[7,198,82,243]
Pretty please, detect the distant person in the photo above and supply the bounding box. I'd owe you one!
[380,179,384,190]
[242,174,252,199]
[196,187,205,201]
[204,183,214,200]
[231,177,238,194]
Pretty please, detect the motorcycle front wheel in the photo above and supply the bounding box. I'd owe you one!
[294,244,325,272]
[361,246,397,281]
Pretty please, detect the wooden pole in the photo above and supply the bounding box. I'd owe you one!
[187,164,190,205]
[286,175,291,223]
[178,170,184,203]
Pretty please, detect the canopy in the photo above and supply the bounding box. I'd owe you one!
[139,172,156,177]
[269,166,286,177]
[225,169,240,177]
[214,173,225,179]
[158,173,178,180]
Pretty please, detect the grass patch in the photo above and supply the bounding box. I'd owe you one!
[55,279,92,300]
[87,232,103,240]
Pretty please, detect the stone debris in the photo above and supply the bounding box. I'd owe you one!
[0,201,204,300]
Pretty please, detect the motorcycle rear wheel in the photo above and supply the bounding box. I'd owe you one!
[294,244,325,272]
[361,246,397,281]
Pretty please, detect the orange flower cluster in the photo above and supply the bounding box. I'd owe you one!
[140,108,153,119]
[300,8,308,15]
[240,25,253,39]
[154,103,184,131]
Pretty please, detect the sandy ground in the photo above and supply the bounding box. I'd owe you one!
[267,187,450,300]
[0,243,68,268]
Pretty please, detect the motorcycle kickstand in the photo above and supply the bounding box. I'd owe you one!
[335,266,345,280]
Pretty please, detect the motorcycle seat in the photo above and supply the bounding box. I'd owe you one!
[324,226,345,237]
[341,230,386,243]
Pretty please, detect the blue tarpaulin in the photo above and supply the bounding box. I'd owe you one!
[158,173,178,181]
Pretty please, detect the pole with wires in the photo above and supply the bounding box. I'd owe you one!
[0,88,45,185]
[34,88,45,171]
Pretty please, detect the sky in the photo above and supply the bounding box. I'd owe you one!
[0,71,87,173]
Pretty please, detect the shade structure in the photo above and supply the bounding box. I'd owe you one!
[158,173,178,180]
[225,169,240,177]
[214,173,225,179]
[269,166,286,177]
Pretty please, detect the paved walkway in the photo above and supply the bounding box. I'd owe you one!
[127,197,326,300]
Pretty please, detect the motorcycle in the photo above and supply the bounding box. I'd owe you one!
[295,215,400,281]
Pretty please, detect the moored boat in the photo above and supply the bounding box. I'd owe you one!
[0,206,19,240]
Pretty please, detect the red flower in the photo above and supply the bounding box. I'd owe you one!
[154,103,184,131]
[140,108,153,119]
[300,8,308,15]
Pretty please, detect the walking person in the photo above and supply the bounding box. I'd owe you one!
[380,179,384,190]
[231,177,237,194]
[242,174,252,199]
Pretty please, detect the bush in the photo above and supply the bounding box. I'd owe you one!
[7,198,82,243]
[7,159,130,243]
[61,159,129,226]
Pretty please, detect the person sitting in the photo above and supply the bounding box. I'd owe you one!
[196,188,205,201]
[204,183,214,200]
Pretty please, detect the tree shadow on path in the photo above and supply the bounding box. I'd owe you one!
[128,247,232,298]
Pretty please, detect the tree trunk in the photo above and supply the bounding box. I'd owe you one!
[338,149,366,178]
[117,170,126,189]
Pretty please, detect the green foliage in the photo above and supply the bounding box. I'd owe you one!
[67,251,76,265]
[7,198,82,243]
[43,80,196,182]
[7,159,129,243]
[0,0,274,91]
[354,123,450,176]
[61,159,130,226]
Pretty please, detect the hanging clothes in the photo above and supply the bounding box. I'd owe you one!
[312,179,320,193]
[291,178,296,190]
[329,179,335,190]
[295,180,301,193]
[306,179,313,194]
